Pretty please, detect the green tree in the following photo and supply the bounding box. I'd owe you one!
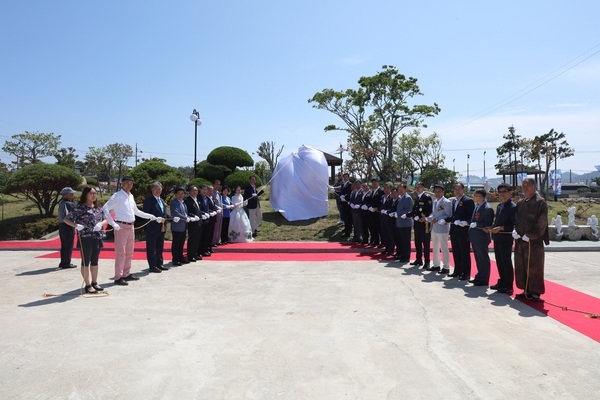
[129,160,187,200]
[254,161,269,182]
[206,146,254,171]
[105,143,133,187]
[419,166,457,191]
[4,163,82,216]
[309,65,440,181]
[224,170,262,191]
[55,146,79,169]
[536,129,574,196]
[2,131,61,168]
[84,146,111,181]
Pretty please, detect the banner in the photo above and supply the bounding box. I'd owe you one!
[549,169,562,195]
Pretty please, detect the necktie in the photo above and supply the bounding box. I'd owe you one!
[157,197,164,212]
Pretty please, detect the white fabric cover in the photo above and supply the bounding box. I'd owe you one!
[269,145,329,222]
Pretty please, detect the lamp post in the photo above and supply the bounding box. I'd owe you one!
[467,154,470,191]
[190,109,202,178]
[337,143,344,173]
[452,158,455,173]
[483,151,486,181]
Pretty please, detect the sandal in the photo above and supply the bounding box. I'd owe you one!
[84,285,97,294]
[91,282,104,292]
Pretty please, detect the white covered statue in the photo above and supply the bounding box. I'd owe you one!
[587,215,598,238]
[551,215,563,237]
[567,207,577,227]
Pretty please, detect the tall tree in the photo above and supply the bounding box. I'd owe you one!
[84,146,111,181]
[535,129,575,196]
[309,65,440,180]
[256,141,284,171]
[105,143,133,187]
[55,146,79,169]
[2,131,61,168]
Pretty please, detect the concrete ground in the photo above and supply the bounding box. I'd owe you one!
[0,247,599,400]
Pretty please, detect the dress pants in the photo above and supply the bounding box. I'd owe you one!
[145,230,165,268]
[113,225,135,280]
[450,227,471,277]
[413,225,431,263]
[431,231,450,268]
[58,222,75,268]
[187,222,201,259]
[171,231,186,263]
[493,238,514,290]
[395,227,412,260]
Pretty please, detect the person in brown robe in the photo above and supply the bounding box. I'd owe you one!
[512,178,549,301]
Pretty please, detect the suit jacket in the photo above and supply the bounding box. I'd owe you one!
[468,201,494,244]
[371,187,384,211]
[407,192,433,229]
[184,195,202,229]
[395,194,414,228]
[169,199,188,232]
[143,194,169,235]
[430,196,453,234]
[243,184,259,209]
[339,180,352,204]
[493,199,516,243]
[448,195,475,235]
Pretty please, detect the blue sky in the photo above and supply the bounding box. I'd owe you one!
[1,0,599,180]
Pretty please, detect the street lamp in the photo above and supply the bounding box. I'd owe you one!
[483,151,486,181]
[467,154,470,191]
[452,158,455,173]
[190,109,202,178]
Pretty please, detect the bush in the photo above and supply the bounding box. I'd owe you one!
[0,216,59,240]
[206,146,253,171]
[224,170,263,191]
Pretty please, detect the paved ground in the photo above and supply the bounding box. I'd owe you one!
[1,247,599,399]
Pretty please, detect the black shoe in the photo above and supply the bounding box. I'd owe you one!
[173,262,182,266]
[202,252,211,257]
[426,266,441,272]
[458,275,469,281]
[377,244,385,249]
[497,287,514,295]
[158,265,170,271]
[123,274,139,281]
[149,266,162,273]
[448,272,459,277]
[490,284,501,290]
[397,258,410,263]
[472,281,488,287]
[84,285,97,294]
[468,279,477,284]
[91,282,104,292]
[114,278,129,286]
[439,268,450,274]
[410,260,423,266]
[60,264,77,269]
[195,255,202,261]
[189,258,197,262]
[422,262,431,269]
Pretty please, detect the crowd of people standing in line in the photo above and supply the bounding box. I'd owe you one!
[333,174,549,301]
[59,175,262,293]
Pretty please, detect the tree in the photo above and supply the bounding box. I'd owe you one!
[419,166,457,191]
[2,131,61,168]
[55,146,78,169]
[224,170,262,192]
[105,143,133,187]
[495,125,525,187]
[4,163,81,216]
[256,141,284,171]
[535,129,574,196]
[309,65,440,180]
[84,146,111,181]
[129,160,187,202]
[206,146,254,171]
[254,161,269,182]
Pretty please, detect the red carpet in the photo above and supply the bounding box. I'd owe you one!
[3,237,599,342]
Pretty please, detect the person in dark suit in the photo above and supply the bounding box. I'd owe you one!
[243,176,263,237]
[379,183,395,255]
[394,183,413,263]
[447,182,475,280]
[339,173,353,237]
[489,183,516,294]
[170,187,190,266]
[406,182,433,269]
[349,181,363,242]
[143,182,171,273]
[199,185,215,256]
[468,189,494,286]
[359,182,372,245]
[184,186,203,262]
[368,178,384,247]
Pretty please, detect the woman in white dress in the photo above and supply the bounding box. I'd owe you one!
[229,186,254,242]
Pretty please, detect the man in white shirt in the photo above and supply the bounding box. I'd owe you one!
[103,176,161,286]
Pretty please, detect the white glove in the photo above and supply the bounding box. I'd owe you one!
[460,221,469,227]
[438,219,446,225]
[328,185,334,191]
[243,200,249,207]
[151,215,158,221]
[340,195,346,202]
[470,222,477,228]
[522,234,530,242]
[369,207,375,212]
[155,217,164,223]
[75,224,84,231]
[216,209,222,214]
[93,222,103,231]
[454,220,462,226]
[381,210,388,215]
[173,217,180,223]
[210,211,217,217]
[361,205,368,210]
[390,212,398,218]
[252,193,257,197]
[414,216,420,221]
[425,216,433,222]
[201,214,208,220]
[186,217,191,223]
[400,214,407,219]
[112,223,121,231]
[512,230,521,240]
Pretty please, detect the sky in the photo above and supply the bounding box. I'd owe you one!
[1,0,599,181]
